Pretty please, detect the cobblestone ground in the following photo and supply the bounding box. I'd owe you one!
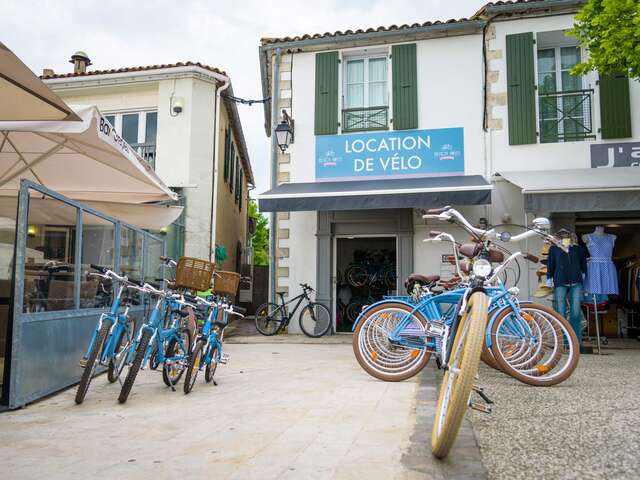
[471,349,640,480]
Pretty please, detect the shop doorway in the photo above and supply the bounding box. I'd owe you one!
[334,236,397,333]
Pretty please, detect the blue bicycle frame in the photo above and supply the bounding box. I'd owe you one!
[128,294,190,369]
[84,282,135,366]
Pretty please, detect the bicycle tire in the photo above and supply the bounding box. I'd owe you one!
[255,302,284,336]
[162,328,193,387]
[205,345,218,383]
[352,302,431,382]
[184,339,205,394]
[490,303,579,386]
[431,291,488,459]
[75,318,112,404]
[108,319,134,383]
[118,328,152,404]
[346,265,368,287]
[299,302,332,337]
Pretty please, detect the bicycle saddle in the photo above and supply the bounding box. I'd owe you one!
[406,273,440,285]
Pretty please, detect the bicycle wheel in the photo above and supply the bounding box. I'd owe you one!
[162,328,193,387]
[108,318,134,383]
[490,304,579,386]
[184,339,205,394]
[352,302,431,382]
[346,265,368,287]
[432,291,489,459]
[205,345,218,383]
[299,302,332,337]
[255,302,285,336]
[75,318,112,404]
[118,328,152,404]
[345,300,364,324]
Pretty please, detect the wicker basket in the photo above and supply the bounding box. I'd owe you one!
[175,257,215,292]
[212,270,241,297]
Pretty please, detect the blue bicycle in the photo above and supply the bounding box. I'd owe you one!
[117,283,194,403]
[75,265,138,404]
[183,295,246,393]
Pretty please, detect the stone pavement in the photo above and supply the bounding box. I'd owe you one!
[471,349,640,480]
[0,342,485,480]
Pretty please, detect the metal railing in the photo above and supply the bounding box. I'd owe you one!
[538,89,595,143]
[342,106,388,132]
[132,142,157,169]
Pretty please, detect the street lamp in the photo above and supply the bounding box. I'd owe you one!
[275,109,294,153]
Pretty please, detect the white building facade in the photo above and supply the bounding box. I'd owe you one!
[258,0,640,333]
[44,60,254,271]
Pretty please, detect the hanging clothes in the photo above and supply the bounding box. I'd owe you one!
[584,233,619,295]
[546,244,588,287]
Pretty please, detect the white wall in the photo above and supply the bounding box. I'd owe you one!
[488,14,640,173]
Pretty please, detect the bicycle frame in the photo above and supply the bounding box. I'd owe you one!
[275,292,309,321]
[84,282,134,365]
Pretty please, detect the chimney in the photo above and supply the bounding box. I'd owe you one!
[69,51,91,74]
[42,68,54,77]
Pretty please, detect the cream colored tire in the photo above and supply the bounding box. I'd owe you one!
[431,292,489,459]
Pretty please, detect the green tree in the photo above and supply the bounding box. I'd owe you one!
[249,199,269,266]
[569,0,640,78]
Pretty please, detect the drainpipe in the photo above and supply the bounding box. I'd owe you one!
[269,48,282,304]
[209,74,231,263]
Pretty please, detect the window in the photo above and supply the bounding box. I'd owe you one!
[145,112,157,145]
[343,55,389,132]
[238,170,243,211]
[229,152,235,193]
[121,113,139,145]
[537,46,593,143]
[105,115,115,128]
[234,158,240,201]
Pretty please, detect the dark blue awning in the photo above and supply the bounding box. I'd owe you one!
[258,175,492,212]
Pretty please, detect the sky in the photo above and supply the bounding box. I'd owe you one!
[3,0,488,194]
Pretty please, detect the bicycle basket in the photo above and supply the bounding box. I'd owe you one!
[175,257,215,291]
[212,270,241,297]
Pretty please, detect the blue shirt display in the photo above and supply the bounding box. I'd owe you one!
[547,244,588,287]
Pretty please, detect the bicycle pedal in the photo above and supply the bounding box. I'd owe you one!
[220,353,230,365]
[472,385,494,404]
[469,401,492,414]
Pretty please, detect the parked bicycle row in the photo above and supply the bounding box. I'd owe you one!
[75,256,246,405]
[350,207,580,458]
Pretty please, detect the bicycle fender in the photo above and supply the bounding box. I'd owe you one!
[351,297,415,332]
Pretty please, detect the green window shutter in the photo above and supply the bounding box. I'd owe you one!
[223,129,230,182]
[600,73,632,139]
[314,51,339,135]
[392,43,418,130]
[506,32,537,145]
[229,146,236,192]
[238,170,243,210]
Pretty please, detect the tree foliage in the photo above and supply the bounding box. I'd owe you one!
[249,199,269,266]
[569,0,640,78]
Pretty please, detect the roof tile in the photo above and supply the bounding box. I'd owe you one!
[41,61,226,80]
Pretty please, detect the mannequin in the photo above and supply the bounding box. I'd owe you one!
[583,226,618,296]
[547,229,588,344]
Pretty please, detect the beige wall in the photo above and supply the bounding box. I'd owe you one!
[215,104,249,272]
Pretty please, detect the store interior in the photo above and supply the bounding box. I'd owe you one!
[335,237,397,333]
[574,214,640,342]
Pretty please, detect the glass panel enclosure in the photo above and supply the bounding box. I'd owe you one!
[120,227,143,281]
[144,237,164,288]
[23,197,78,312]
[0,199,17,392]
[80,212,115,308]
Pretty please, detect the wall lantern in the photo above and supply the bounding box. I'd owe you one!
[159,226,168,235]
[275,109,294,153]
[27,225,37,237]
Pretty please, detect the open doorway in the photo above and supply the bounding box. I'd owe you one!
[335,236,397,333]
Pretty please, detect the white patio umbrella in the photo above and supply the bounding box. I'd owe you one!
[0,41,80,122]
[0,105,182,229]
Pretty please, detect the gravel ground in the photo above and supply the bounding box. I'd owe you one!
[471,350,640,480]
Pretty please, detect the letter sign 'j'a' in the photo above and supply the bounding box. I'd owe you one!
[315,128,464,181]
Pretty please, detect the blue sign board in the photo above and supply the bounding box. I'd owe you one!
[315,127,464,181]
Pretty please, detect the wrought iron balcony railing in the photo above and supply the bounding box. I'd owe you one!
[132,142,156,169]
[342,106,388,133]
[538,89,595,143]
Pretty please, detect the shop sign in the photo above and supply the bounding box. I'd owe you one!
[315,128,464,181]
[591,142,640,168]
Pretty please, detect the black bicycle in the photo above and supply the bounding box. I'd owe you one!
[255,283,332,337]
